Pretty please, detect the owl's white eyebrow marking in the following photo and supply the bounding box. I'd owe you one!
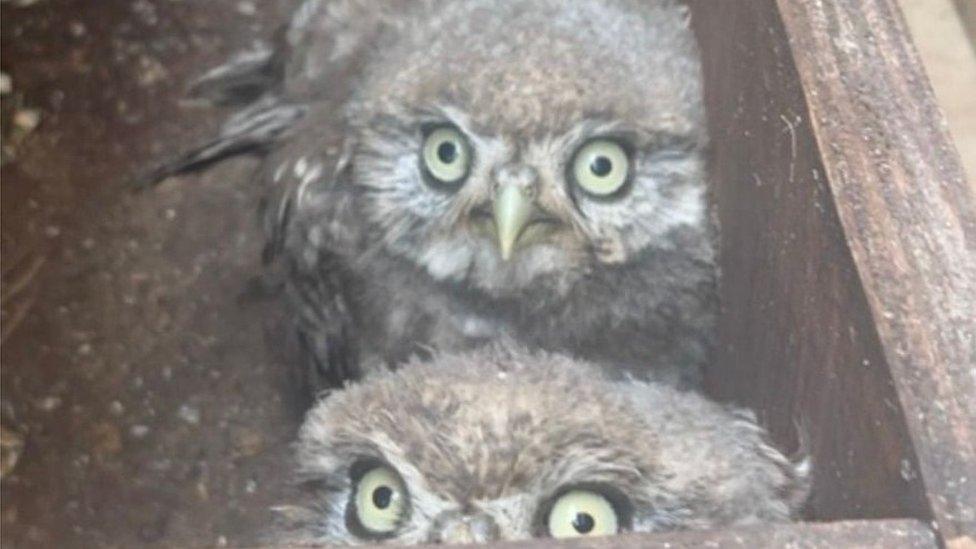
[459,314,498,339]
[412,103,486,138]
[295,156,309,178]
[305,162,323,183]
[308,225,324,247]
[569,117,695,152]
[575,118,630,136]
[297,162,324,207]
[273,163,288,183]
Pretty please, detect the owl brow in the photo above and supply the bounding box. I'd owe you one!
[362,113,414,135]
[640,130,698,152]
[556,119,616,146]
[541,447,649,489]
[566,467,647,489]
[576,115,631,132]
[404,104,487,136]
[293,462,351,492]
[572,111,698,145]
[296,476,345,496]
[409,107,452,125]
[563,122,646,153]
[322,439,392,470]
[573,118,695,152]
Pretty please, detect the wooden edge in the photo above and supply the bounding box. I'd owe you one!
[261,519,937,548]
[776,0,976,540]
[953,0,976,49]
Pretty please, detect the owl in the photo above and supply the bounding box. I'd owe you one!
[148,0,717,393]
[272,344,809,545]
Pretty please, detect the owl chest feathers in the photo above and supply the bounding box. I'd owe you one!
[342,244,715,387]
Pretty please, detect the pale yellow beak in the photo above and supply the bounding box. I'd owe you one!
[493,185,535,261]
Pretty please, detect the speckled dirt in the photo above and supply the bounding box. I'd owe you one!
[0,1,307,547]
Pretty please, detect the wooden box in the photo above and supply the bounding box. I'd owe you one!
[0,0,972,547]
[480,0,976,547]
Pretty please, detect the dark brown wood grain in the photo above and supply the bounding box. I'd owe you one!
[688,0,935,528]
[777,0,976,542]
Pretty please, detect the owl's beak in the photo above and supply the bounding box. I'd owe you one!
[493,184,535,261]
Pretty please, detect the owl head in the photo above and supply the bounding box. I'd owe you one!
[274,345,808,545]
[312,0,708,297]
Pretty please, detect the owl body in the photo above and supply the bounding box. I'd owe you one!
[276,345,808,545]
[162,0,717,390]
[255,0,718,390]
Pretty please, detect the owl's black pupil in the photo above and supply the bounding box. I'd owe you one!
[372,486,393,509]
[437,141,458,164]
[572,512,595,534]
[590,156,613,177]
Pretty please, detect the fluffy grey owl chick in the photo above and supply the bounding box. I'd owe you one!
[153,0,717,392]
[274,345,808,545]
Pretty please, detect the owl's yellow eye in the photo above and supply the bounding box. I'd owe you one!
[547,490,620,539]
[422,126,471,185]
[571,139,630,197]
[352,466,408,535]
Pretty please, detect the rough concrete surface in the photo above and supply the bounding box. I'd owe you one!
[1,1,305,547]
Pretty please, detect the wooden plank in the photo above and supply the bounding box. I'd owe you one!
[687,0,933,527]
[323,519,936,549]
[486,520,938,548]
[775,0,976,542]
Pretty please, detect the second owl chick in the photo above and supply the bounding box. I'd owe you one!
[274,345,809,545]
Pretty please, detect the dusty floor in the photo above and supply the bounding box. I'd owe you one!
[1,1,305,547]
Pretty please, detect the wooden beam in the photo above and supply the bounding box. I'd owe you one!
[322,519,937,549]
[689,0,933,529]
[489,520,938,548]
[777,0,976,542]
